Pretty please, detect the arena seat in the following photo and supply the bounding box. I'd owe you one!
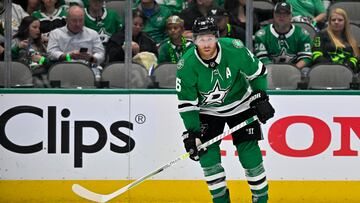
[308,64,356,90]
[101,62,150,88]
[151,63,177,89]
[0,61,34,88]
[48,62,96,88]
[328,1,360,25]
[266,63,303,90]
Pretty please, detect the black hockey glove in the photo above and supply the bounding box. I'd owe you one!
[249,90,275,124]
[182,131,207,161]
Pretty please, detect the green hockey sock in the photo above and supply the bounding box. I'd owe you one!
[200,145,230,203]
[236,140,268,203]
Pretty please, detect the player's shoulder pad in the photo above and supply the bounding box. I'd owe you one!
[176,46,195,71]
[231,38,244,49]
[177,58,185,70]
[219,38,244,49]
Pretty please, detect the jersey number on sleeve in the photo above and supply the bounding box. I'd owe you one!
[176,77,181,92]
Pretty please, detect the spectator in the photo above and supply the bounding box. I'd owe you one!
[135,0,172,45]
[208,7,245,42]
[188,0,223,7]
[0,1,29,36]
[224,0,263,32]
[47,5,105,79]
[106,9,157,63]
[312,8,359,72]
[135,0,186,15]
[179,0,215,39]
[84,0,123,45]
[158,15,193,64]
[254,2,312,75]
[26,0,41,15]
[64,0,86,7]
[32,0,68,44]
[11,16,50,87]
[286,0,326,30]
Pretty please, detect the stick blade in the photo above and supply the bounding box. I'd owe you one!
[72,184,105,202]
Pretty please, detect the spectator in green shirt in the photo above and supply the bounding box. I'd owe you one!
[286,0,326,30]
[158,15,193,64]
[136,0,172,45]
[84,0,123,46]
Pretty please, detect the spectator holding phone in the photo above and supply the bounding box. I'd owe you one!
[47,4,105,78]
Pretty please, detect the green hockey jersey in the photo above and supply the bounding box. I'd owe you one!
[176,38,267,132]
[254,24,312,66]
[158,37,193,64]
[84,8,123,43]
[32,6,68,35]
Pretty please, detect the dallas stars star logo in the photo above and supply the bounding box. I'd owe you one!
[98,27,110,43]
[201,80,229,105]
[272,47,296,64]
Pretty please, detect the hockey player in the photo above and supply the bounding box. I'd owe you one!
[176,16,275,203]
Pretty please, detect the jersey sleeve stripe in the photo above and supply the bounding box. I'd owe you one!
[178,98,199,113]
[178,105,200,113]
[256,51,268,57]
[247,63,267,81]
[178,98,198,106]
[298,51,312,55]
[297,54,312,60]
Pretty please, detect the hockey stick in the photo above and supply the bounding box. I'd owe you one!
[72,115,258,203]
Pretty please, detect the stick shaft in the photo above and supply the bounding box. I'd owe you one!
[105,115,258,201]
[199,115,258,150]
[104,153,190,202]
[72,115,258,202]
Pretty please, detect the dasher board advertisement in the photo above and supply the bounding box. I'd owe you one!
[1,93,359,180]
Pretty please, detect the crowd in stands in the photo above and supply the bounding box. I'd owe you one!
[0,0,359,89]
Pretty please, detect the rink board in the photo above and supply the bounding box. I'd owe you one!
[1,180,360,203]
[0,89,360,202]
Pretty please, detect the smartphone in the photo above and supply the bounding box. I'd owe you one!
[79,47,88,53]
